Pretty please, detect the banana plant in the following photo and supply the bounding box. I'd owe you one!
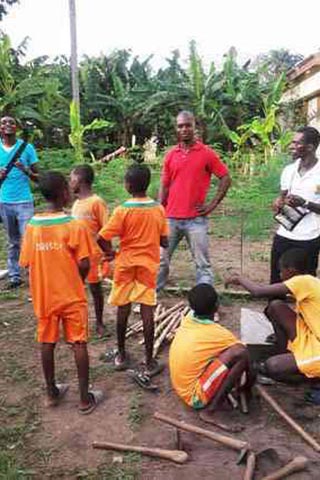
[68,100,112,162]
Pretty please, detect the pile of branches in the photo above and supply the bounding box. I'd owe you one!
[126,302,189,357]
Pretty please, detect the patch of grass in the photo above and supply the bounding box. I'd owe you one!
[0,398,40,478]
[128,392,144,431]
[2,356,33,384]
[53,452,140,479]
[0,451,35,479]
[89,363,113,381]
[249,250,270,263]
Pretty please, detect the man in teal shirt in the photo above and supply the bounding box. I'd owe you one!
[0,116,39,288]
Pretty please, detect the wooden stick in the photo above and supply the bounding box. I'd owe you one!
[243,451,256,480]
[261,456,308,480]
[140,305,185,345]
[92,441,188,464]
[153,312,182,357]
[152,301,185,324]
[126,321,143,338]
[154,412,249,452]
[139,311,176,345]
[256,385,320,452]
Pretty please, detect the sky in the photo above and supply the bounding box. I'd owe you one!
[1,0,320,69]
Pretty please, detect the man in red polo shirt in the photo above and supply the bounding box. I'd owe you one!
[157,111,231,290]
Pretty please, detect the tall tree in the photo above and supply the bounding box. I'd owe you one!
[0,0,19,21]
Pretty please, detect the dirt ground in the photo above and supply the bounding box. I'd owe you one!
[1,238,320,479]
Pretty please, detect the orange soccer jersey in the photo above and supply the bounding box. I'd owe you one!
[72,194,109,283]
[19,212,93,323]
[99,197,169,305]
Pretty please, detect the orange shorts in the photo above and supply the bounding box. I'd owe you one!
[37,303,88,344]
[109,266,157,306]
[191,358,229,409]
[87,254,109,284]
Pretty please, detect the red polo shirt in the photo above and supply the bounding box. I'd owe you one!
[161,141,228,218]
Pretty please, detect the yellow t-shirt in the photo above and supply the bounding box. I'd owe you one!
[285,275,320,341]
[284,275,320,377]
[169,313,240,406]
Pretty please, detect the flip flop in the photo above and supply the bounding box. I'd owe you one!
[100,348,118,363]
[100,349,130,370]
[79,390,104,415]
[127,369,159,391]
[141,360,165,378]
[46,383,69,407]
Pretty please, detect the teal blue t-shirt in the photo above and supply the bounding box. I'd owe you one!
[0,140,38,203]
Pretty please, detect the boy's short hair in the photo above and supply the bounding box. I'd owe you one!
[72,164,94,185]
[188,284,218,316]
[39,171,68,202]
[125,163,151,193]
[279,248,308,273]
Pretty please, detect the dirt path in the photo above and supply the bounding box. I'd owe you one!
[1,288,320,479]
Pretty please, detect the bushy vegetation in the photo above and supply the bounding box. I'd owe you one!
[0,32,302,163]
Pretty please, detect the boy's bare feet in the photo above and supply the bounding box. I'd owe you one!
[96,323,105,338]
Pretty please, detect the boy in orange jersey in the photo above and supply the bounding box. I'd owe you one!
[19,171,103,414]
[169,284,253,422]
[70,164,109,337]
[97,164,169,378]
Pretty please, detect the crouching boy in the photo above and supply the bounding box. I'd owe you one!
[19,171,103,414]
[169,284,253,418]
[227,248,320,388]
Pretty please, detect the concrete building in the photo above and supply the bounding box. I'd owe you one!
[281,52,320,132]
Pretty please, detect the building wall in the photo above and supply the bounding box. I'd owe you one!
[282,69,320,103]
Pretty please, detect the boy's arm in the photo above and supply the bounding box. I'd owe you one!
[78,257,90,281]
[97,236,115,261]
[160,236,169,248]
[226,275,290,298]
[19,225,31,268]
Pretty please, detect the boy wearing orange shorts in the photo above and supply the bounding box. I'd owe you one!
[70,164,109,337]
[169,284,253,420]
[19,171,103,414]
[98,164,169,377]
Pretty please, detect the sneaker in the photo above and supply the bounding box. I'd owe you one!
[2,279,23,291]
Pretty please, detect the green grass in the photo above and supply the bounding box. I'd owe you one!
[52,452,141,479]
[128,392,144,431]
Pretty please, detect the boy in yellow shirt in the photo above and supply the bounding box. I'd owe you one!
[169,284,252,418]
[20,171,103,414]
[227,248,320,386]
[70,164,109,337]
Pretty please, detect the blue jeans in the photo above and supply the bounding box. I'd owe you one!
[0,201,34,282]
[157,217,213,291]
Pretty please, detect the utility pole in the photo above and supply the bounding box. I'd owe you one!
[68,0,80,107]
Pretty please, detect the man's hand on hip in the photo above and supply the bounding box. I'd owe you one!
[195,202,217,216]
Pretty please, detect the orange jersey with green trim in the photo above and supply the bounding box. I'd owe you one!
[169,313,240,405]
[19,212,93,318]
[71,194,108,253]
[99,197,169,272]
